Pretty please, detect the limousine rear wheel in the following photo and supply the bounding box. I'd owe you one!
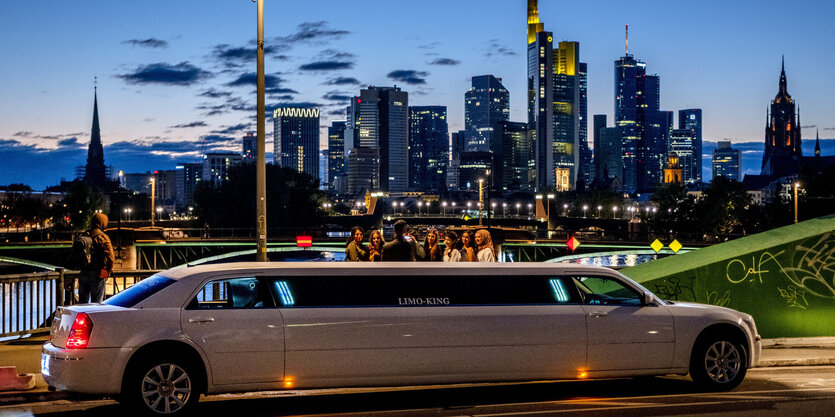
[126,354,200,415]
[690,335,747,391]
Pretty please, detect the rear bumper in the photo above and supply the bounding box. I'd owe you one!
[41,342,133,395]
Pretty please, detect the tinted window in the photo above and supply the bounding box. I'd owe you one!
[104,275,176,307]
[189,277,272,309]
[269,275,578,307]
[572,275,642,306]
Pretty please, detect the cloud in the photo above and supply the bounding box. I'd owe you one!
[265,87,298,95]
[322,91,352,102]
[169,121,208,129]
[118,62,211,86]
[418,42,440,50]
[323,77,361,86]
[12,131,84,141]
[277,21,349,46]
[328,109,345,116]
[429,58,460,66]
[387,69,429,85]
[225,72,285,88]
[485,39,518,59]
[824,127,835,131]
[196,103,230,116]
[211,43,286,68]
[801,125,817,129]
[212,124,251,135]
[200,135,236,144]
[123,38,168,48]
[198,89,232,99]
[299,61,353,71]
[57,138,84,148]
[269,94,295,101]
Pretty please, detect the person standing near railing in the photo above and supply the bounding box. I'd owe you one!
[79,213,115,303]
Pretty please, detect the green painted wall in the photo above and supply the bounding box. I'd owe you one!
[622,214,835,338]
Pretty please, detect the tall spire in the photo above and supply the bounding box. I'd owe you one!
[84,82,107,189]
[625,24,629,55]
[779,55,788,95]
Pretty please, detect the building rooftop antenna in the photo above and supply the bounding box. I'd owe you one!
[625,24,629,55]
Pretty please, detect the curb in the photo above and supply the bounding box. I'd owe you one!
[0,389,71,405]
[756,358,835,367]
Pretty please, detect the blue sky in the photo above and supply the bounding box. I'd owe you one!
[1,0,833,190]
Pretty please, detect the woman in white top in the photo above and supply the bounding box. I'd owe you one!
[442,231,462,262]
[474,229,496,262]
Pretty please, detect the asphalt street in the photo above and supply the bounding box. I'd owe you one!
[2,366,835,417]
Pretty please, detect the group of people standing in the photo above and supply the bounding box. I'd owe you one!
[346,220,496,262]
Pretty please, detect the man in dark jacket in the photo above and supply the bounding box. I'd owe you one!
[382,220,425,261]
[78,212,115,303]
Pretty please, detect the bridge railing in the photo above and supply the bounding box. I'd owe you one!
[1,269,160,339]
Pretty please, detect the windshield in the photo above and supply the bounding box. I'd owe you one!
[104,275,176,307]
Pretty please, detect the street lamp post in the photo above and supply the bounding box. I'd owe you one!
[254,0,268,262]
[582,205,588,218]
[442,201,447,216]
[597,205,602,218]
[417,201,423,216]
[516,202,521,216]
[612,206,618,218]
[150,176,155,227]
[794,182,800,223]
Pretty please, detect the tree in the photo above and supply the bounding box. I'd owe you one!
[51,181,106,230]
[696,177,752,235]
[649,182,698,236]
[192,164,326,232]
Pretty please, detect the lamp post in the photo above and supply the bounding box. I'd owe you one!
[546,194,555,219]
[597,205,602,218]
[516,202,521,216]
[417,201,423,216]
[563,203,568,217]
[254,0,268,262]
[794,182,800,223]
[612,206,618,218]
[156,207,163,223]
[527,203,533,216]
[116,170,123,258]
[582,205,588,218]
[149,176,155,227]
[502,202,507,217]
[442,201,447,216]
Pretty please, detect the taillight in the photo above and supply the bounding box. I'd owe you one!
[66,313,93,349]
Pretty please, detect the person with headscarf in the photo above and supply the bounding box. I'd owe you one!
[474,229,496,262]
[443,230,462,262]
[79,212,115,303]
[345,226,367,261]
[422,228,443,262]
[458,230,477,262]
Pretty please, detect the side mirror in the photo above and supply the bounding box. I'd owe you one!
[643,292,655,306]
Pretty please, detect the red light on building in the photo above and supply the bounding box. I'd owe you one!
[296,236,312,247]
[566,236,581,251]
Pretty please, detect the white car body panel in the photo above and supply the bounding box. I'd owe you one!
[41,263,761,398]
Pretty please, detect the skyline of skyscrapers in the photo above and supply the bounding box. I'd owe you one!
[273,107,320,181]
[409,106,449,192]
[464,75,510,153]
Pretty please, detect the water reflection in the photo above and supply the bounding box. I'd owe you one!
[558,253,660,267]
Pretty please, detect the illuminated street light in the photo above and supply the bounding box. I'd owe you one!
[582,205,589,218]
[442,201,447,216]
[597,205,602,218]
[612,206,618,218]
[516,202,521,216]
[794,182,801,223]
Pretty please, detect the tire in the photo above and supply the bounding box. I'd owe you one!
[689,335,747,391]
[124,354,201,415]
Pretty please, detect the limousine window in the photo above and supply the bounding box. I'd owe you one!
[572,275,642,306]
[188,277,270,309]
[268,275,579,307]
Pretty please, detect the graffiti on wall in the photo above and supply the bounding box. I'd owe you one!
[725,233,835,304]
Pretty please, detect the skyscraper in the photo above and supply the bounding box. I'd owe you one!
[84,87,109,189]
[242,132,256,163]
[577,62,593,188]
[592,114,607,179]
[345,86,409,193]
[202,153,242,185]
[762,57,803,178]
[495,121,529,191]
[669,129,696,184]
[327,121,347,191]
[713,141,741,182]
[552,41,581,191]
[409,106,449,191]
[175,162,201,209]
[527,0,554,190]
[464,75,509,152]
[598,127,623,181]
[679,109,702,183]
[614,28,669,192]
[273,107,320,180]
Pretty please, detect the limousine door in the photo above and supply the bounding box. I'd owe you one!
[572,274,675,371]
[275,274,587,386]
[181,276,284,386]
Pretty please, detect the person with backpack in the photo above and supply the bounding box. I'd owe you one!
[77,212,115,303]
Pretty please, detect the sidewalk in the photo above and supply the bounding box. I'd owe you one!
[1,336,835,406]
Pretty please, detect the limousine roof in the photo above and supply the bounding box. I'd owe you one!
[161,262,618,281]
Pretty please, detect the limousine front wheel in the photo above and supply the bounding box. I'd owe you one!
[127,355,200,415]
[690,336,747,390]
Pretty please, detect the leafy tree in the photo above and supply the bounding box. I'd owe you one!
[696,177,752,235]
[193,163,326,231]
[50,181,106,230]
[649,182,697,235]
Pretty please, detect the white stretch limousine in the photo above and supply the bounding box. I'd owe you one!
[42,263,761,415]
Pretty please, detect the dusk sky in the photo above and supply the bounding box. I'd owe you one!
[1,0,834,190]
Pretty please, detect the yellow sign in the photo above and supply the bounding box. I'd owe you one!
[669,239,683,253]
[650,239,664,253]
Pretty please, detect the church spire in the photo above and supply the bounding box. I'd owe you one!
[779,55,788,96]
[84,81,107,189]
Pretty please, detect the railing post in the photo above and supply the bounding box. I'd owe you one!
[56,267,64,307]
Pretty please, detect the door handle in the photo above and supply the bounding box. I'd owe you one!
[588,311,608,318]
[188,317,215,323]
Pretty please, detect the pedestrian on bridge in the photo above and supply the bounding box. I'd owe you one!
[79,213,115,303]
